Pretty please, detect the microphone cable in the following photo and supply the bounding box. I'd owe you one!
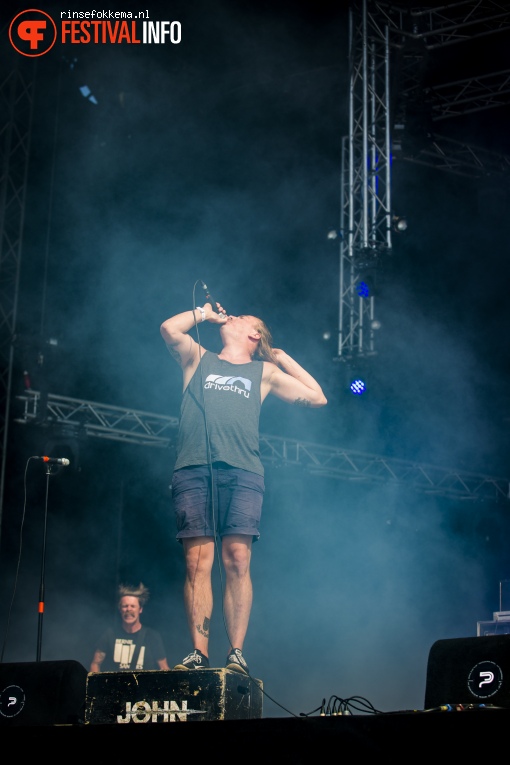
[0,458,31,663]
[189,280,226,652]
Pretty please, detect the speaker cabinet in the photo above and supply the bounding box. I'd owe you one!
[0,660,88,726]
[425,635,510,709]
[85,668,263,724]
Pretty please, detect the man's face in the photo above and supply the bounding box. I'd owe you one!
[221,314,260,339]
[118,595,142,627]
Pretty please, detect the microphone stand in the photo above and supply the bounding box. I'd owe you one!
[36,461,56,662]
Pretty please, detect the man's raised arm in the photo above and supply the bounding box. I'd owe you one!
[160,308,204,370]
[160,302,227,381]
[263,349,327,408]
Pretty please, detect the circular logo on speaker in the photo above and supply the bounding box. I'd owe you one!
[467,661,503,699]
[0,685,25,718]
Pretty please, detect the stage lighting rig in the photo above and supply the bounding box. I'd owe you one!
[392,215,408,233]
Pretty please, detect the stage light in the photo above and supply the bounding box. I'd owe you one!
[79,85,98,105]
[350,378,366,395]
[392,215,408,232]
[356,281,370,298]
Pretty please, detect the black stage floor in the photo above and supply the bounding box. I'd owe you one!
[2,709,509,761]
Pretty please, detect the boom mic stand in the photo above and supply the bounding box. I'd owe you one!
[36,460,60,662]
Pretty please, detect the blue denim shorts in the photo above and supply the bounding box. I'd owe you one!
[171,463,265,542]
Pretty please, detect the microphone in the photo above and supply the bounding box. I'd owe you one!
[34,456,70,466]
[200,281,219,314]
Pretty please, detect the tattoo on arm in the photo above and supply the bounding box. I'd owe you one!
[197,616,210,638]
[294,397,311,407]
[166,345,181,364]
[167,336,196,366]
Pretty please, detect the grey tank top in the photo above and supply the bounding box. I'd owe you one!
[174,351,264,476]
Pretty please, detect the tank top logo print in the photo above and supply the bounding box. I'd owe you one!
[204,373,252,398]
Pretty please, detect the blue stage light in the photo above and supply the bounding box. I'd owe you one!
[356,281,370,297]
[350,379,366,395]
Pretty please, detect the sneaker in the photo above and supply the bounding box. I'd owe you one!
[225,648,249,675]
[174,649,210,670]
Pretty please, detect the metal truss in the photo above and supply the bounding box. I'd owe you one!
[339,0,391,359]
[339,1,510,360]
[398,132,510,178]
[0,51,35,531]
[428,70,510,121]
[14,391,510,502]
[374,0,510,49]
[14,391,179,448]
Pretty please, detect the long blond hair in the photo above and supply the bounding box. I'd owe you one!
[253,318,279,365]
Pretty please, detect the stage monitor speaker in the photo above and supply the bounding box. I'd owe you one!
[0,660,88,726]
[425,635,510,710]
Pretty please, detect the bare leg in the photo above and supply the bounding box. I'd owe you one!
[182,537,215,656]
[222,534,253,651]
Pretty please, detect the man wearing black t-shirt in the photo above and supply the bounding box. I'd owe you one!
[90,582,169,672]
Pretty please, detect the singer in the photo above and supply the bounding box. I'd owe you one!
[160,300,327,675]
